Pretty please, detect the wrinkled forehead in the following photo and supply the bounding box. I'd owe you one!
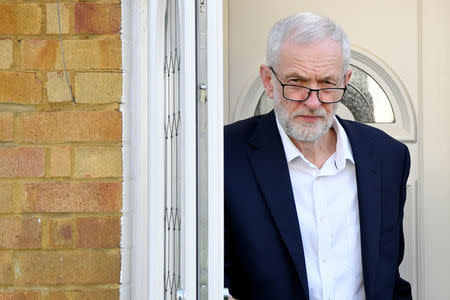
[275,38,346,80]
[279,38,344,63]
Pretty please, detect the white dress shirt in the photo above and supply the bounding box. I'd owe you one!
[276,117,366,300]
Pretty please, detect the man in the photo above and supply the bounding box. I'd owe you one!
[224,12,412,300]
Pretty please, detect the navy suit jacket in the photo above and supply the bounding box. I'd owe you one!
[224,111,412,300]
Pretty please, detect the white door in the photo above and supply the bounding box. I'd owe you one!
[122,0,224,299]
[226,1,450,299]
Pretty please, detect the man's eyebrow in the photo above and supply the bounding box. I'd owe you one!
[282,72,340,82]
[284,72,309,81]
[319,75,339,82]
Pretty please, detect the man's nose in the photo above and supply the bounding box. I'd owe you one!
[304,90,321,109]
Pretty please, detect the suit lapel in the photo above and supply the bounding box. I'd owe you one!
[247,112,309,299]
[339,118,381,300]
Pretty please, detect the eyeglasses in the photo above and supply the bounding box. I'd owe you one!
[270,67,347,103]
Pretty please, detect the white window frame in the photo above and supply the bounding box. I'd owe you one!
[121,0,224,299]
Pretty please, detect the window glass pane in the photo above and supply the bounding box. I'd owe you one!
[164,0,181,299]
[343,65,395,123]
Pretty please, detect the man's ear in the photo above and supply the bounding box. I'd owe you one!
[344,68,352,86]
[260,64,275,99]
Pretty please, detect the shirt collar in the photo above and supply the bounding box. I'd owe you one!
[276,115,355,170]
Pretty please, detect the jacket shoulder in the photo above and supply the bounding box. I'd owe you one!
[339,118,408,153]
[224,114,267,146]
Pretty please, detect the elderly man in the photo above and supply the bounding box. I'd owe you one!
[224,12,412,300]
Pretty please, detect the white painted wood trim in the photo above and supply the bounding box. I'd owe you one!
[147,1,167,299]
[121,0,167,299]
[223,0,230,124]
[180,0,198,298]
[350,46,417,142]
[120,0,132,296]
[407,181,419,299]
[121,0,151,298]
[207,0,225,299]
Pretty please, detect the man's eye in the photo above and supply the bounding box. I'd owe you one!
[322,81,336,86]
[289,79,306,85]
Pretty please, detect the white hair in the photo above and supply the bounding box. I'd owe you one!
[266,12,351,73]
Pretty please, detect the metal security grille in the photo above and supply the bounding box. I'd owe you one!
[164,0,181,299]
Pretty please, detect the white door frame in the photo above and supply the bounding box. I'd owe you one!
[121,0,223,299]
[206,1,225,298]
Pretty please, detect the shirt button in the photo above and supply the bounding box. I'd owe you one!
[321,258,327,263]
[320,216,325,222]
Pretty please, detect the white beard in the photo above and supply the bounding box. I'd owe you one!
[274,91,338,143]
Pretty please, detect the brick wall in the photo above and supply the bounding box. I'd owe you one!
[0,0,122,299]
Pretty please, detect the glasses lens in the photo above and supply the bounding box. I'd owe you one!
[319,89,345,102]
[284,86,310,101]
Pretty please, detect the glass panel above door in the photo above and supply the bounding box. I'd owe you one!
[343,65,395,123]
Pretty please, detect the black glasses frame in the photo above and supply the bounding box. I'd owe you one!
[270,66,347,103]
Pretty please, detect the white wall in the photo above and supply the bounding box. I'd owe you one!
[421,1,450,298]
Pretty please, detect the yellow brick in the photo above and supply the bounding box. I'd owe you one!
[46,72,73,103]
[0,112,13,141]
[45,291,68,300]
[48,218,74,248]
[46,3,70,34]
[76,217,121,248]
[0,183,13,213]
[45,289,119,300]
[75,72,122,103]
[78,0,121,2]
[21,39,121,70]
[21,40,59,70]
[0,72,43,104]
[0,39,13,69]
[0,216,41,249]
[22,182,122,213]
[49,146,71,177]
[0,4,42,35]
[21,111,122,143]
[14,250,121,285]
[62,39,122,70]
[74,3,121,34]
[0,147,45,178]
[71,289,119,300]
[74,147,122,178]
[0,252,13,285]
[0,290,39,300]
